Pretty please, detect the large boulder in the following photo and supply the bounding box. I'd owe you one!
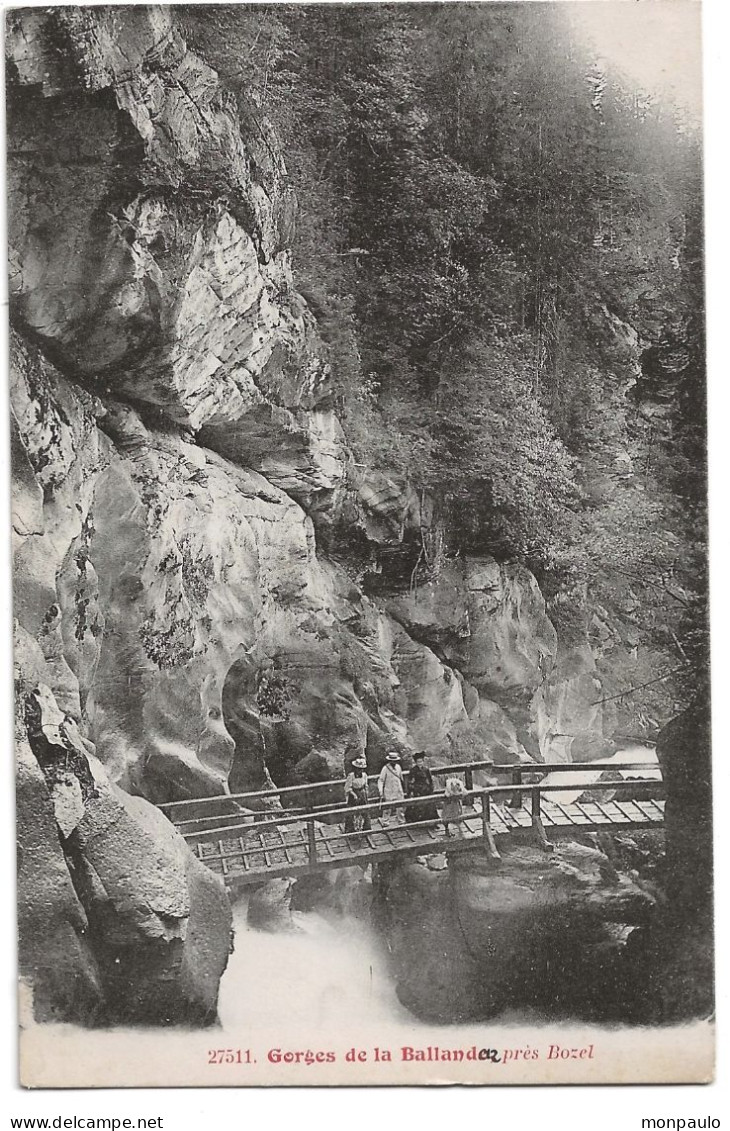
[21,682,233,1026]
[247,880,295,933]
[379,845,655,1024]
[68,781,233,1026]
[17,733,103,1025]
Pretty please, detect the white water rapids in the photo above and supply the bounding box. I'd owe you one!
[219,901,415,1031]
[541,742,659,803]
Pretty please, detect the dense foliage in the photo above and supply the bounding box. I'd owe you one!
[182,3,707,723]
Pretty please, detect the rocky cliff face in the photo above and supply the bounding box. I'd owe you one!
[9,6,619,1024]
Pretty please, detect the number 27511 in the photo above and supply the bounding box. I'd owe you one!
[208,1049,253,1064]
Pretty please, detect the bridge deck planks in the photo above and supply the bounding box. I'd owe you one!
[176,780,665,886]
[187,802,664,886]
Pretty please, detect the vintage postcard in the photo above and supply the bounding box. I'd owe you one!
[8,0,713,1087]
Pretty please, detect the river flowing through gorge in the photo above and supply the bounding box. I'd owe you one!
[218,898,550,1040]
[219,900,413,1032]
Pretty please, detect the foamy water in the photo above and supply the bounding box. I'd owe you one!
[542,743,659,803]
[219,899,416,1032]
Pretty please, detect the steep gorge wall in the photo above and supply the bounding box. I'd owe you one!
[8,6,616,1024]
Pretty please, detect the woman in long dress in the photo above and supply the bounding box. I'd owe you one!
[343,757,371,834]
[377,752,405,825]
[405,751,440,825]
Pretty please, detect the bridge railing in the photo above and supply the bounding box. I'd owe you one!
[165,760,660,841]
[159,758,508,820]
[181,772,665,866]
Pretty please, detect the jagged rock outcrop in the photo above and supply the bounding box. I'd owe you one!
[17,729,104,1024]
[387,554,612,764]
[11,325,487,802]
[20,681,232,1025]
[6,5,346,514]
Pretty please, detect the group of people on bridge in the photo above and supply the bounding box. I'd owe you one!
[343,751,466,836]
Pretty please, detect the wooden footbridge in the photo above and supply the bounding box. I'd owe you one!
[160,758,665,889]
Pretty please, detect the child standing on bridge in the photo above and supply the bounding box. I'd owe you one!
[442,777,466,837]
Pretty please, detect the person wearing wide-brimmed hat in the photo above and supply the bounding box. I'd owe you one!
[378,752,405,825]
[344,757,371,834]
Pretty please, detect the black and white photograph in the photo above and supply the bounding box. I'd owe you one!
[5,0,714,1088]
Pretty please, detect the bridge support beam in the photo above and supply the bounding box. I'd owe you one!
[531,787,555,853]
[306,816,317,865]
[480,794,502,862]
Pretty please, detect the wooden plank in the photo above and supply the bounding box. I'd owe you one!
[498,805,522,828]
[318,826,336,857]
[559,803,590,824]
[541,803,569,827]
[614,800,648,823]
[592,801,618,824]
[259,829,274,867]
[510,806,533,827]
[547,800,574,827]
[282,827,304,856]
[636,799,664,822]
[351,825,377,850]
[238,836,250,871]
[367,831,393,849]
[380,827,397,849]
[490,804,511,833]
[599,801,630,823]
[218,840,229,879]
